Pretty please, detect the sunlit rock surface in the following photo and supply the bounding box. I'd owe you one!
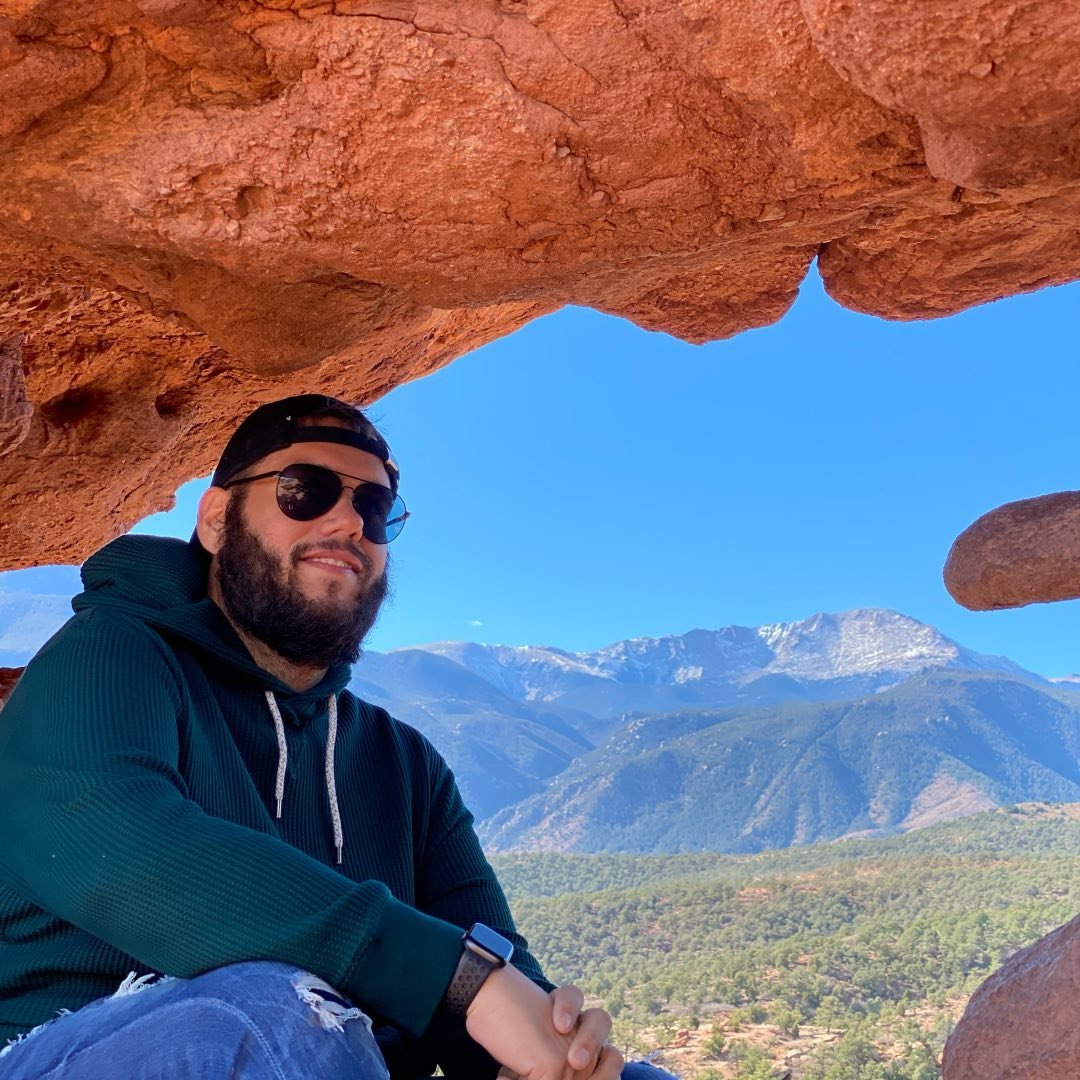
[945,492,1080,610]
[2,0,1080,567]
[943,912,1080,1079]
[943,485,1080,1078]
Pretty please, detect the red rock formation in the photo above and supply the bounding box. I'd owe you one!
[804,0,1080,193]
[2,0,1080,567]
[943,911,1080,1079]
[944,490,1080,1076]
[944,492,1080,610]
[0,666,23,707]
[0,334,32,457]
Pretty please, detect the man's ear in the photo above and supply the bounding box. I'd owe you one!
[196,486,230,555]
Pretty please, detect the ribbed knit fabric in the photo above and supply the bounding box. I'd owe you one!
[0,535,551,1076]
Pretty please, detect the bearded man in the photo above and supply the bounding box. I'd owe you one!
[0,396,677,1080]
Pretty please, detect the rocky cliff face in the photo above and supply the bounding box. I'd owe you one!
[2,0,1079,567]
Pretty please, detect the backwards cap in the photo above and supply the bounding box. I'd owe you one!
[212,394,399,493]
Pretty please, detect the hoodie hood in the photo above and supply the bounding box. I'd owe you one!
[73,534,353,704]
[74,533,355,863]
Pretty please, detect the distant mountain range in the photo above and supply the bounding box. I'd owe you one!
[405,608,1036,712]
[5,594,1080,855]
[350,610,1080,851]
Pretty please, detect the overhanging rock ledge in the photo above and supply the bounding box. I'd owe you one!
[3,0,1080,567]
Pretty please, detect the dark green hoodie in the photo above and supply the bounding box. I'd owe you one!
[0,535,550,1074]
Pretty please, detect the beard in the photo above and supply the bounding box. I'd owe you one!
[215,494,389,669]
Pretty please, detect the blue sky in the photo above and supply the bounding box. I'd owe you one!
[4,269,1080,675]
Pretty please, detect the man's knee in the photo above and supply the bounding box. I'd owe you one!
[2,963,390,1080]
[176,962,389,1076]
[185,961,367,1027]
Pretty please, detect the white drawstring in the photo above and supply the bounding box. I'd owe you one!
[264,690,344,865]
[265,690,288,819]
[326,694,343,865]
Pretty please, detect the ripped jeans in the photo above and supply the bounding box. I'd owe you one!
[0,963,389,1079]
[0,963,679,1079]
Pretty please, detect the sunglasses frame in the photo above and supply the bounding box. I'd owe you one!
[224,463,409,544]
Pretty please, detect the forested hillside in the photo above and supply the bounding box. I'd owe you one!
[492,804,1080,1078]
[483,672,1080,853]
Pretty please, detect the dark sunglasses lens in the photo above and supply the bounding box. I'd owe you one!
[276,464,341,521]
[382,497,409,543]
[352,489,408,544]
[276,464,408,542]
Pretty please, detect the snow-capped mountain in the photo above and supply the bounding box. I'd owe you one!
[343,610,1051,822]
[407,610,1037,716]
[753,609,1031,681]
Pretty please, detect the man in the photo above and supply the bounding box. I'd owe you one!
[0,396,676,1079]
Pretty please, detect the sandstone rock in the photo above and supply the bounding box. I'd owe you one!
[0,666,23,708]
[943,912,1080,1079]
[0,265,546,568]
[803,0,1080,193]
[0,335,32,457]
[943,492,1080,609]
[1,0,1080,565]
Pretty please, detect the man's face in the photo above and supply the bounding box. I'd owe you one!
[211,439,393,668]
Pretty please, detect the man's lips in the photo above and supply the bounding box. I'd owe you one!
[297,551,365,576]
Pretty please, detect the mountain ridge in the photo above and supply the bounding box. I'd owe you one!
[343,610,1079,849]
[478,669,1080,853]
[404,608,1039,697]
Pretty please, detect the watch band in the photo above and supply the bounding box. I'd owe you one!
[444,923,514,1017]
[444,946,498,1016]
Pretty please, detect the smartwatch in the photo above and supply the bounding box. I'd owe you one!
[444,922,515,1016]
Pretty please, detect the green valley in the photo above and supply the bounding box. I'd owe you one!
[492,804,1080,1078]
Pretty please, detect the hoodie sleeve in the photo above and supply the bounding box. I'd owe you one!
[0,611,463,1039]
[413,731,553,990]
[395,727,555,1079]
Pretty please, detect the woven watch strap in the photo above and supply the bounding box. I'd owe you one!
[444,947,498,1016]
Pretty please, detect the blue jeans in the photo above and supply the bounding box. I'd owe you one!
[0,962,678,1079]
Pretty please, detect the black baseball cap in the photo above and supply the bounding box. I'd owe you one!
[211,394,400,493]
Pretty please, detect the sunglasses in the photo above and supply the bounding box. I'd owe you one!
[225,463,409,544]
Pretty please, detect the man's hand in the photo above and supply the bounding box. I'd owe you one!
[549,984,620,1077]
[466,965,623,1079]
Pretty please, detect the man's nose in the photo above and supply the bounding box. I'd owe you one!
[317,489,365,539]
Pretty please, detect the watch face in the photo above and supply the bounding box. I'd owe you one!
[467,923,515,965]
